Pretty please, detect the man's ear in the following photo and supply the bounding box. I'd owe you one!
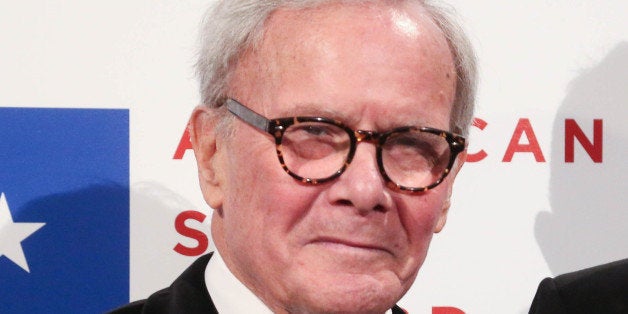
[434,150,466,233]
[189,105,225,211]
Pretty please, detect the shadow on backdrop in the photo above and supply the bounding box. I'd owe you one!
[0,184,129,313]
[536,42,628,275]
[130,181,214,299]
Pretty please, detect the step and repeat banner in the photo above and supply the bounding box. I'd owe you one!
[1,1,626,313]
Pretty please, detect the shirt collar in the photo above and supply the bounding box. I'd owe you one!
[205,250,274,314]
[205,250,393,314]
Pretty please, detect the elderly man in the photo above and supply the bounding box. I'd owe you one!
[111,0,476,313]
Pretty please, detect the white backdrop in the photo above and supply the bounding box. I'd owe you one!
[1,1,627,313]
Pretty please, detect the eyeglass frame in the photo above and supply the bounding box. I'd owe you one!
[224,98,466,193]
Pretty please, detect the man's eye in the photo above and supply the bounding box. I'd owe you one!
[390,135,421,147]
[290,124,342,139]
[388,134,428,150]
[301,125,330,136]
[385,132,443,158]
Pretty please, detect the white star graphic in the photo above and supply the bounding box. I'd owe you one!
[0,193,45,273]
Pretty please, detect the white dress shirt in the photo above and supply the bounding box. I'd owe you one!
[205,250,393,314]
[205,250,274,314]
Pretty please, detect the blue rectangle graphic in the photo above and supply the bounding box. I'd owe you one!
[0,108,129,313]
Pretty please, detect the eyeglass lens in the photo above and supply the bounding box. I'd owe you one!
[279,121,451,189]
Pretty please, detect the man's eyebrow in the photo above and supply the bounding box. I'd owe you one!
[273,102,433,130]
[274,103,359,124]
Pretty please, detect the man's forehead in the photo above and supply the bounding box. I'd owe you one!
[232,1,451,84]
[239,1,451,78]
[228,0,455,130]
[264,1,434,39]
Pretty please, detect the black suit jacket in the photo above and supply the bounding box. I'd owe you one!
[108,253,407,313]
[529,258,628,314]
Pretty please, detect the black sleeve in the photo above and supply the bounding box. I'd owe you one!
[528,277,568,314]
[106,299,146,314]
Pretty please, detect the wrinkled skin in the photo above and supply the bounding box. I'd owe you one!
[190,2,464,313]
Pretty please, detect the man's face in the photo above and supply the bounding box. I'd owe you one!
[193,2,462,313]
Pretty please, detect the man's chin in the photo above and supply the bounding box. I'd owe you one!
[286,287,398,314]
[283,267,404,314]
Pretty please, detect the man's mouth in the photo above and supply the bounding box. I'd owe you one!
[309,237,394,257]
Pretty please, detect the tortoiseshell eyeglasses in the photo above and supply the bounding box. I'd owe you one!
[225,98,466,192]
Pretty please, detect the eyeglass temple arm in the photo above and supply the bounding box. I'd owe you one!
[225,98,271,133]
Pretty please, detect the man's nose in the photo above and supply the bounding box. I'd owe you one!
[326,143,392,215]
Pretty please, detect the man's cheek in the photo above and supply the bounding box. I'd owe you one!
[402,199,443,234]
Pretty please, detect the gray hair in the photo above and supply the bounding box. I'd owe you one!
[196,0,477,136]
